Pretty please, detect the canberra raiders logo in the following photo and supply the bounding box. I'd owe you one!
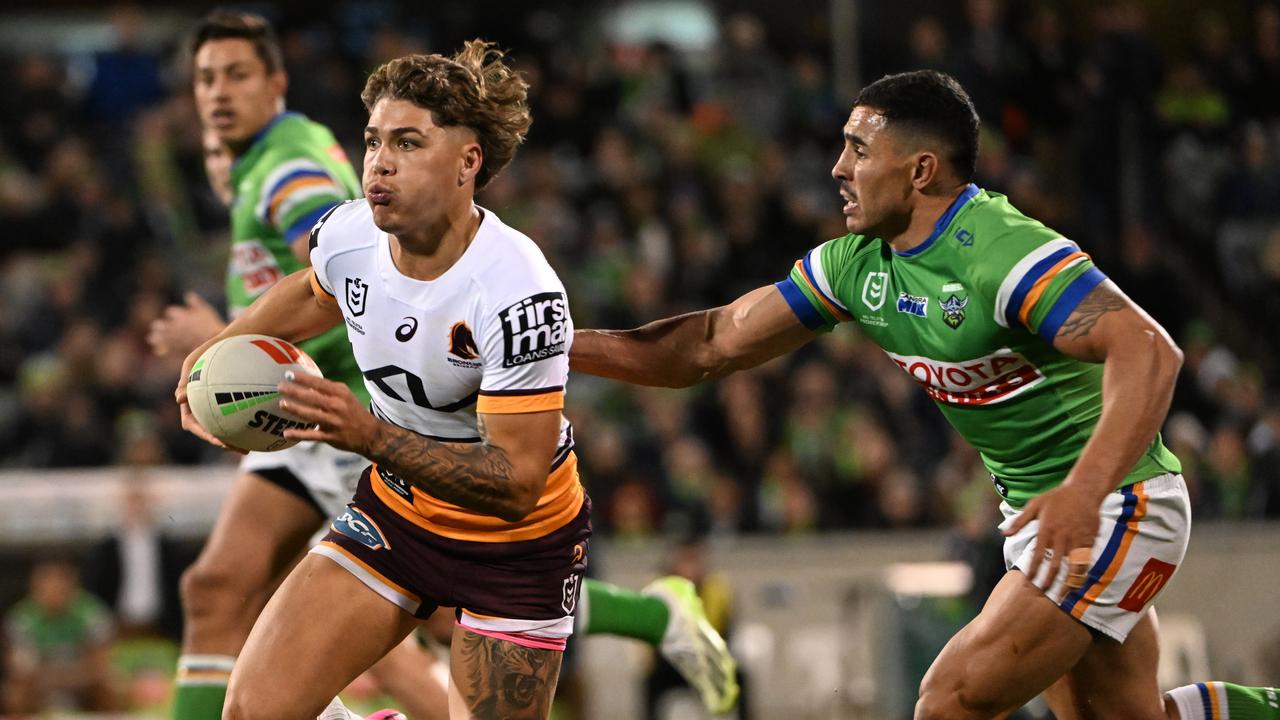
[938,282,968,329]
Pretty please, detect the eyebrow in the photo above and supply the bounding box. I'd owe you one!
[364,126,427,136]
[198,61,251,74]
[845,132,867,146]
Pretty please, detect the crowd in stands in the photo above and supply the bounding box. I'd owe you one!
[1,1,1279,547]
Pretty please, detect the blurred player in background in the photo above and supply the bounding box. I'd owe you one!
[571,70,1279,720]
[170,31,737,719]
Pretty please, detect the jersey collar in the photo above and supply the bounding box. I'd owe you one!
[230,111,300,175]
[892,183,980,258]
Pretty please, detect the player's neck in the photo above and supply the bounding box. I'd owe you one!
[884,183,969,254]
[389,204,482,281]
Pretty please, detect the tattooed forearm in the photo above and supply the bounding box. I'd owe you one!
[1055,283,1128,341]
[365,422,521,519]
[454,630,561,719]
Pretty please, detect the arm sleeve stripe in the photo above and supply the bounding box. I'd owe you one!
[1016,253,1089,327]
[1035,267,1107,342]
[476,390,564,414]
[775,278,827,330]
[254,160,329,219]
[268,179,345,225]
[993,237,1078,327]
[1004,247,1077,327]
[478,386,565,397]
[801,247,849,314]
[285,204,334,248]
[797,254,852,321]
[310,269,337,306]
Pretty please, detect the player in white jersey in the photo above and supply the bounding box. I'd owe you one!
[176,43,584,719]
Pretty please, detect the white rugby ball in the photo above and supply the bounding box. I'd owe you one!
[185,334,322,452]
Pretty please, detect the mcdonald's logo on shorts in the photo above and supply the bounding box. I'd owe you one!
[1118,558,1177,612]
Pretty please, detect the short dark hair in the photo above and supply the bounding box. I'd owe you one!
[854,70,979,182]
[362,40,532,190]
[190,10,284,75]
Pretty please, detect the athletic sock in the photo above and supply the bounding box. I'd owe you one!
[171,654,234,720]
[1167,682,1280,720]
[577,578,669,647]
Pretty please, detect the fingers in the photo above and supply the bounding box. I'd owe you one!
[185,292,213,310]
[179,403,226,449]
[1065,547,1092,589]
[1002,498,1038,537]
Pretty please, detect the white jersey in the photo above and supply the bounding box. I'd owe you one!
[308,201,583,543]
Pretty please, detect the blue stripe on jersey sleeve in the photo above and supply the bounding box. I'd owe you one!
[1005,247,1075,327]
[774,279,827,330]
[285,203,337,246]
[1036,267,1107,343]
[267,168,331,196]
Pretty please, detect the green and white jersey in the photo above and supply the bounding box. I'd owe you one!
[777,185,1180,506]
[229,112,367,401]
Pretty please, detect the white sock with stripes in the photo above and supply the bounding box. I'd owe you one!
[1168,684,1218,720]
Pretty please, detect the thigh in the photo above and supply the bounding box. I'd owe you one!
[448,623,562,720]
[919,570,1094,717]
[193,471,323,589]
[1052,608,1168,720]
[226,553,418,719]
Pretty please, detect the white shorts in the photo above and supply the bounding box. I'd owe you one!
[999,473,1190,642]
[238,441,368,520]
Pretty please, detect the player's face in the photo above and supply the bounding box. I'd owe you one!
[831,105,916,237]
[193,38,285,147]
[362,97,481,235]
[202,129,233,206]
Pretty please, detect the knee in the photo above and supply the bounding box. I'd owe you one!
[179,559,258,620]
[916,679,1001,720]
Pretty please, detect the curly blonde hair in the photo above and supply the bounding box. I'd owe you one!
[362,40,531,190]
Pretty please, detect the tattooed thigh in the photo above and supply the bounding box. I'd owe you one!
[452,628,563,719]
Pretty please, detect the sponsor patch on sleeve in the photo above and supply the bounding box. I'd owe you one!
[498,292,568,368]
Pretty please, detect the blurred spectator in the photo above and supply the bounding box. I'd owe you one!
[3,559,115,714]
[82,479,190,642]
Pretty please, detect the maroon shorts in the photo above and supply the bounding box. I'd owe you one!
[310,466,591,650]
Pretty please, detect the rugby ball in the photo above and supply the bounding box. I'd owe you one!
[185,334,322,452]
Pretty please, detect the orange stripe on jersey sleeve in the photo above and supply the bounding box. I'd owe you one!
[310,269,338,307]
[476,389,564,414]
[1018,251,1087,327]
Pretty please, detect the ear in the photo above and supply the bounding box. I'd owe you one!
[911,150,940,190]
[459,142,483,187]
[269,70,288,99]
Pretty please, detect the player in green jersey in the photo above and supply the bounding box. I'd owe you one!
[154,12,738,719]
[570,70,1277,720]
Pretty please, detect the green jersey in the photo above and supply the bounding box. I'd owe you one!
[228,112,366,400]
[778,185,1180,506]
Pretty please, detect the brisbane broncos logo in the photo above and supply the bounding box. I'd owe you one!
[448,321,479,361]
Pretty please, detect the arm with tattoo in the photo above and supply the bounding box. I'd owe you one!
[365,418,522,520]
[362,410,560,523]
[1051,280,1183,495]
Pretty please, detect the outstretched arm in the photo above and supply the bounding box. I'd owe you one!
[571,285,817,388]
[1007,279,1183,585]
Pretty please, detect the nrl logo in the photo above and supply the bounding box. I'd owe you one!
[346,277,369,317]
[861,271,888,311]
[939,293,969,329]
